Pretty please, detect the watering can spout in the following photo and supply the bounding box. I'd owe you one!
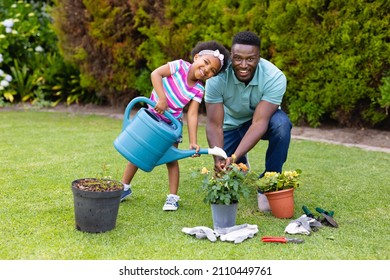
[156,146,227,165]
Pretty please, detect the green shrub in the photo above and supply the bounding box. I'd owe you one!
[0,0,87,105]
[264,0,390,127]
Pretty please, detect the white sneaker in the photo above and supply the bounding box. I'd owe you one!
[163,194,180,211]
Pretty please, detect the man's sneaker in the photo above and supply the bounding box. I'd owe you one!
[120,188,132,202]
[162,195,180,211]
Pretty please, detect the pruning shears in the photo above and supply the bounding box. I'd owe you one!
[261,236,304,244]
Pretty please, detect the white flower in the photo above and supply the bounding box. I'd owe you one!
[35,46,44,52]
[1,80,9,87]
[2,19,14,28]
[6,27,13,33]
[5,74,12,82]
[0,69,4,76]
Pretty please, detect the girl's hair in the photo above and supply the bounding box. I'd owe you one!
[190,40,230,72]
[232,31,261,49]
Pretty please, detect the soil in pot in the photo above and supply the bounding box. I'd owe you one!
[71,178,124,233]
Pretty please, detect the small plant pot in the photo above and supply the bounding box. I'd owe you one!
[71,179,123,233]
[264,188,295,219]
[211,203,238,229]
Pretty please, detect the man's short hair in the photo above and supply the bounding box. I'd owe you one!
[232,31,261,48]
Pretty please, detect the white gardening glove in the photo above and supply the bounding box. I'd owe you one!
[284,214,321,235]
[182,226,217,242]
[218,224,259,244]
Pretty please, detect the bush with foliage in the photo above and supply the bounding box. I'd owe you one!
[0,0,88,106]
[2,0,388,128]
[51,0,167,106]
[264,0,390,127]
[50,0,389,128]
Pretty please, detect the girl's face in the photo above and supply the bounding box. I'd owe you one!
[191,54,222,81]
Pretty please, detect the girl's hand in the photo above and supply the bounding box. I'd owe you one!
[190,144,200,157]
[154,100,168,114]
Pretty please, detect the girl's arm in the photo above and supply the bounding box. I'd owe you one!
[150,63,172,114]
[186,100,200,153]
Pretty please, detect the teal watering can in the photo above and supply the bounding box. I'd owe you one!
[113,97,227,172]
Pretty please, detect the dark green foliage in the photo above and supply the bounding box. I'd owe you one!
[6,0,387,127]
[51,0,167,106]
[264,0,390,127]
[0,0,86,105]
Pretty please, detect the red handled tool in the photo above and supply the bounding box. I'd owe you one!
[261,236,304,243]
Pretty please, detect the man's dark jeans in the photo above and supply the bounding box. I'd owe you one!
[223,110,292,176]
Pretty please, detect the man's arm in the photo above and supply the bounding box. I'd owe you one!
[205,102,225,171]
[232,100,278,160]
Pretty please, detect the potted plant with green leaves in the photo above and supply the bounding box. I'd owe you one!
[199,160,256,229]
[71,165,124,233]
[256,169,302,219]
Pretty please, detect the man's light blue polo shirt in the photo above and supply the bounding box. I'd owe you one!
[205,58,286,131]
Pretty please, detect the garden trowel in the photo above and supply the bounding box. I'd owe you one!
[316,207,338,228]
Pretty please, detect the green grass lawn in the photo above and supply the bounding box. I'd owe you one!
[0,110,389,260]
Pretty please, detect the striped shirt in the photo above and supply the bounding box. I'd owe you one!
[149,59,204,121]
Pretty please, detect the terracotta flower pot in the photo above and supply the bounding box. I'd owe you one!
[264,188,295,218]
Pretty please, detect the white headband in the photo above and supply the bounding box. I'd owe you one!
[198,49,224,70]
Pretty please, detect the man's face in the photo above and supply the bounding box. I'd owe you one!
[231,44,260,84]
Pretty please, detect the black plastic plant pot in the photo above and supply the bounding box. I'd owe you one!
[71,179,123,233]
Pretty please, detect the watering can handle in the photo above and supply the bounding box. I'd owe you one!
[122,97,181,131]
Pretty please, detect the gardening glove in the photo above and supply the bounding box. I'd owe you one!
[217,224,259,244]
[284,214,321,235]
[182,226,217,242]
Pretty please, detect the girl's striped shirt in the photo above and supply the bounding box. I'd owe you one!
[149,59,204,121]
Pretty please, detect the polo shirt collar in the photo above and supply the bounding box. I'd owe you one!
[231,63,260,86]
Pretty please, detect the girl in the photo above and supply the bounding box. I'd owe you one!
[121,40,230,211]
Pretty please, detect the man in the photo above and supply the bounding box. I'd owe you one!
[205,31,292,176]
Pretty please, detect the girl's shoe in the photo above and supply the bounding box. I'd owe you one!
[120,188,132,202]
[163,194,180,211]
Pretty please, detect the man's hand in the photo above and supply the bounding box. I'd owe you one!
[224,156,233,167]
[214,157,226,172]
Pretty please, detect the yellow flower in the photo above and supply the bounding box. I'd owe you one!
[201,167,209,174]
[258,169,302,193]
[264,171,278,178]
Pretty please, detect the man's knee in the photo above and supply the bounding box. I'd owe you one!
[269,111,292,138]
